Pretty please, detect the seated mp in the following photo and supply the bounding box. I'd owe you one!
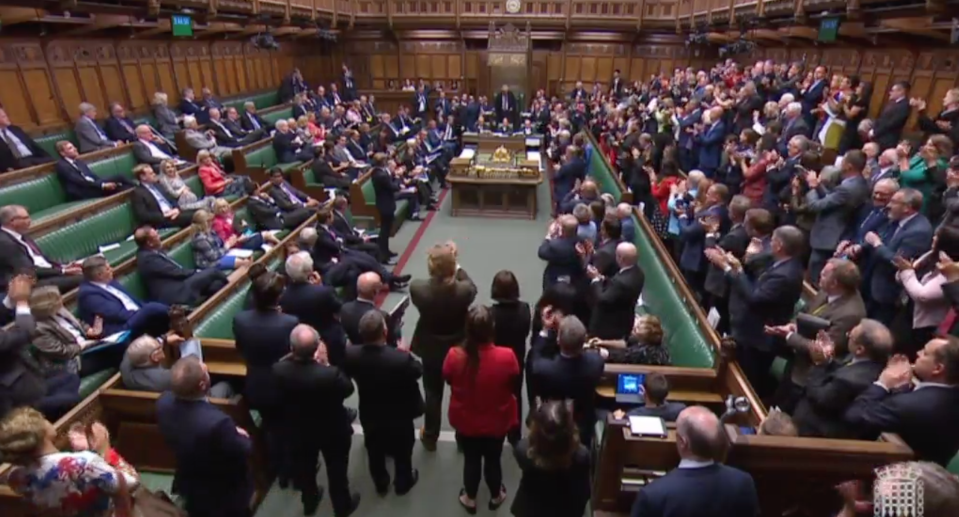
[134,226,229,307]
[314,206,411,291]
[183,115,233,161]
[589,315,672,366]
[311,143,352,191]
[0,108,53,172]
[132,124,183,169]
[267,166,321,212]
[120,334,233,398]
[191,210,255,271]
[104,102,138,143]
[54,141,134,200]
[158,158,218,213]
[330,196,381,259]
[30,286,120,379]
[197,150,255,198]
[248,191,313,232]
[624,372,687,422]
[0,205,84,294]
[272,119,314,163]
[208,108,263,148]
[131,164,197,228]
[212,198,280,251]
[77,255,171,339]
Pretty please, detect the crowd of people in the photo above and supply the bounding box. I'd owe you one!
[1,57,959,517]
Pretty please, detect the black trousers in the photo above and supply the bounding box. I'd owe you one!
[457,434,505,499]
[422,359,445,443]
[377,209,394,260]
[508,368,525,445]
[177,268,229,306]
[738,344,777,400]
[281,207,313,230]
[291,435,352,515]
[364,421,415,492]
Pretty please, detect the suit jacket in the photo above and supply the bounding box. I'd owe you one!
[340,299,398,348]
[785,291,866,386]
[342,343,424,430]
[272,131,305,163]
[589,266,645,340]
[704,223,749,298]
[806,176,870,251]
[866,213,934,304]
[156,393,253,516]
[135,248,195,305]
[0,125,48,171]
[728,257,805,351]
[153,105,179,140]
[409,268,477,364]
[0,229,63,291]
[780,116,811,147]
[241,111,268,132]
[918,108,959,147]
[233,309,299,410]
[538,236,585,290]
[179,99,206,123]
[279,282,348,366]
[104,116,137,143]
[845,383,959,466]
[591,238,621,279]
[371,166,400,216]
[553,158,586,199]
[119,353,171,392]
[801,80,827,117]
[491,300,532,373]
[630,464,759,517]
[133,140,176,166]
[678,204,729,273]
[272,357,354,443]
[794,358,884,438]
[267,181,308,212]
[247,196,286,230]
[55,158,110,200]
[76,280,148,336]
[0,312,43,417]
[511,440,590,517]
[208,120,242,147]
[696,121,726,171]
[131,184,179,227]
[529,350,604,445]
[311,224,345,271]
[495,91,518,122]
[75,117,114,154]
[873,98,911,150]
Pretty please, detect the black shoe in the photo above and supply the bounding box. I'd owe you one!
[303,486,325,516]
[394,469,419,496]
[389,251,399,258]
[374,477,391,496]
[427,204,438,211]
[395,274,412,283]
[346,408,358,423]
[337,492,361,517]
[278,476,290,489]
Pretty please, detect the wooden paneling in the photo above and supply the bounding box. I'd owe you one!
[0,38,303,131]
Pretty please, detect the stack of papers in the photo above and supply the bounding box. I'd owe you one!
[459,148,476,160]
[628,416,667,437]
[525,137,541,147]
[227,249,254,258]
[98,243,122,254]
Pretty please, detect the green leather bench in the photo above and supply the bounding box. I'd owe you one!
[224,92,280,113]
[194,258,280,339]
[357,175,411,233]
[586,139,714,369]
[0,149,140,223]
[34,129,78,158]
[261,107,293,127]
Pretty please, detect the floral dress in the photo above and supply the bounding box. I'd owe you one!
[5,450,138,517]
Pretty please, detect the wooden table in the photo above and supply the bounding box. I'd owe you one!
[447,175,543,219]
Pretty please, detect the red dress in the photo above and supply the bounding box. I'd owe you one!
[443,343,519,438]
[741,158,768,207]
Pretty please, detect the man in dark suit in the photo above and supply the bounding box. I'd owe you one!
[241,102,269,132]
[538,215,586,290]
[871,81,912,150]
[530,315,604,446]
[494,84,518,127]
[280,252,349,366]
[790,319,890,438]
[208,108,263,148]
[856,188,933,325]
[248,191,313,231]
[0,205,83,294]
[411,86,429,121]
[54,141,133,200]
[916,89,959,148]
[343,310,422,495]
[552,145,587,215]
[273,324,361,516]
[845,336,959,466]
[131,165,194,228]
[703,195,751,336]
[272,121,314,163]
[588,242,644,340]
[156,357,253,517]
[706,225,805,397]
[677,184,730,297]
[0,108,52,172]
[630,406,759,517]
[341,65,357,101]
[267,167,320,210]
[134,225,228,306]
[314,206,410,291]
[179,88,207,123]
[804,150,870,285]
[695,107,726,179]
[341,272,399,347]
[779,103,811,152]
[370,154,419,261]
[625,373,687,422]
[77,254,170,338]
[132,125,181,169]
[330,196,380,258]
[120,334,233,396]
[103,103,138,143]
[801,66,828,128]
[591,218,622,279]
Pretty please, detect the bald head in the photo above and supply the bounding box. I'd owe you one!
[135,125,153,139]
[676,406,726,462]
[559,215,578,237]
[616,203,632,218]
[357,272,382,299]
[616,242,638,269]
[290,324,320,360]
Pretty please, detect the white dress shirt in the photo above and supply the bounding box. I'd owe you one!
[92,281,140,311]
[1,128,32,158]
[140,139,172,159]
[1,227,53,268]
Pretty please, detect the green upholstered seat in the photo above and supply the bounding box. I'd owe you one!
[34,129,78,158]
[79,368,117,399]
[241,144,302,175]
[252,92,279,109]
[262,108,293,127]
[117,271,148,301]
[194,284,251,339]
[587,136,714,368]
[948,453,959,475]
[35,202,177,265]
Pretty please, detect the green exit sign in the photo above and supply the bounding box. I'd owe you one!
[172,14,193,37]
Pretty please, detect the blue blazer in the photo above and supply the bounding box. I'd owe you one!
[864,213,933,304]
[77,280,143,336]
[696,121,726,172]
[156,394,253,517]
[677,110,702,149]
[554,158,586,199]
[631,464,759,517]
[233,309,299,410]
[678,204,729,273]
[728,257,805,351]
[537,236,585,290]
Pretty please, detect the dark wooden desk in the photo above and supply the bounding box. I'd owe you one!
[447,175,542,219]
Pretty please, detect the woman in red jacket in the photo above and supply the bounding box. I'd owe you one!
[443,305,519,514]
[196,150,255,198]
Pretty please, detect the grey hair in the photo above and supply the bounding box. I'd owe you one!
[557,315,587,350]
[298,227,318,249]
[79,102,96,115]
[81,255,109,281]
[285,251,314,283]
[0,205,24,225]
[785,102,802,115]
[183,116,198,129]
[126,335,162,368]
[899,188,924,211]
[290,324,320,359]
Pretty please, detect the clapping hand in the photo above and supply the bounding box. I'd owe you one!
[891,255,913,272]
[68,423,91,451]
[704,247,727,268]
[863,231,883,248]
[700,216,720,234]
[745,237,763,257]
[810,330,835,366]
[308,271,323,285]
[937,252,959,282]
[542,305,561,330]
[314,341,330,366]
[725,252,742,272]
[86,316,103,339]
[764,323,796,338]
[879,354,913,389]
[586,264,601,280]
[7,275,32,304]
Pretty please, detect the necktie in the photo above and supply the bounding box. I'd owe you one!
[282,183,302,205]
[811,302,829,316]
[939,309,957,335]
[90,119,106,139]
[73,161,96,182]
[2,129,22,159]
[119,119,134,135]
[503,96,508,110]
[23,236,44,257]
[249,114,260,130]
[216,121,233,138]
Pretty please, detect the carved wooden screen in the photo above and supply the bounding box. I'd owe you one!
[487,23,530,102]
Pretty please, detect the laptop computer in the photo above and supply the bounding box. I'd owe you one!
[616,373,645,404]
